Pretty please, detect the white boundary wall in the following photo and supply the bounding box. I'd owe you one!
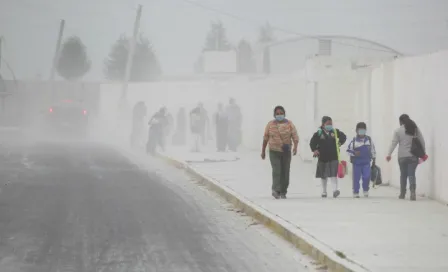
[367,50,448,203]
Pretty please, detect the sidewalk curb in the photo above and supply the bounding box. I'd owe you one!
[160,154,370,272]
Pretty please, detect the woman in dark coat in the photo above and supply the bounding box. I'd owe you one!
[310,116,347,198]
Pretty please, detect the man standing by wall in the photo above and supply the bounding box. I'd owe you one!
[214,103,228,152]
[226,98,242,151]
[190,102,209,152]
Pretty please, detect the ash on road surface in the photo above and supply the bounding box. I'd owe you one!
[0,141,321,272]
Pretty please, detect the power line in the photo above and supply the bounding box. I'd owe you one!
[179,0,401,54]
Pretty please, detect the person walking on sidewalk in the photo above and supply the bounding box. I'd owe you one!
[347,122,376,198]
[214,103,228,152]
[310,116,347,198]
[226,98,243,152]
[147,107,169,154]
[386,114,427,201]
[261,106,299,199]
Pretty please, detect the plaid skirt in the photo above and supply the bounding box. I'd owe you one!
[315,160,339,179]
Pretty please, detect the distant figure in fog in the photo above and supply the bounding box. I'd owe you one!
[190,103,209,152]
[165,111,174,138]
[225,98,242,151]
[130,101,147,147]
[146,107,168,155]
[172,107,187,146]
[386,114,427,201]
[261,106,299,199]
[214,103,228,152]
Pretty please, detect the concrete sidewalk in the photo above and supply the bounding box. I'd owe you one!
[163,148,448,272]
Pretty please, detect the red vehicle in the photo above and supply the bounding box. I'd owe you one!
[43,99,90,138]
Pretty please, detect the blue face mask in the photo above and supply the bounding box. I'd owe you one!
[275,115,285,122]
[358,129,366,136]
[324,125,333,131]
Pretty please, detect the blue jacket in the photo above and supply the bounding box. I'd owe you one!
[347,136,376,165]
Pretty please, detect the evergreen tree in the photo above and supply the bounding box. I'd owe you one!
[258,22,275,44]
[57,36,91,80]
[104,35,162,82]
[237,39,256,73]
[203,21,232,51]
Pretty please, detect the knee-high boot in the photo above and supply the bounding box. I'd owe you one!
[409,176,416,201]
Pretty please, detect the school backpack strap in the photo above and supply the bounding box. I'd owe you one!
[334,129,341,162]
[349,137,356,163]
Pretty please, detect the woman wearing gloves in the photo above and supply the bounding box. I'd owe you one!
[310,116,347,198]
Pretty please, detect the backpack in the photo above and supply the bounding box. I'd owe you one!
[349,136,371,163]
[411,129,426,158]
[371,164,382,186]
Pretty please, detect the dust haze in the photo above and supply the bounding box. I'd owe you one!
[0,0,448,271]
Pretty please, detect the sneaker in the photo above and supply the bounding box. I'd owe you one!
[321,193,327,198]
[333,190,340,198]
[280,195,287,199]
[410,193,416,201]
[363,191,369,198]
[353,193,360,198]
[272,191,280,199]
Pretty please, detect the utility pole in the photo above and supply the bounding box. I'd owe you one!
[49,19,65,81]
[0,36,3,70]
[49,20,65,106]
[121,4,143,100]
[0,36,6,115]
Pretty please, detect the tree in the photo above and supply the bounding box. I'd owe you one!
[258,22,275,44]
[203,21,232,51]
[57,36,91,80]
[104,35,162,82]
[237,39,256,73]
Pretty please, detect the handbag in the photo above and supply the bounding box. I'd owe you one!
[411,129,426,158]
[276,121,291,153]
[334,129,347,178]
[370,164,382,187]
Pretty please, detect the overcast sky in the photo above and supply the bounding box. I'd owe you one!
[1,0,448,80]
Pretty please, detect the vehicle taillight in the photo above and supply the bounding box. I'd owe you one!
[83,110,87,115]
[49,108,53,113]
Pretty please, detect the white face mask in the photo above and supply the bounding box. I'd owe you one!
[358,129,367,136]
[275,115,285,122]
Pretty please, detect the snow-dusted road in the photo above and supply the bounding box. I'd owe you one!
[0,141,322,272]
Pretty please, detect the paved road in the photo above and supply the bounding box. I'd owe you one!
[0,141,318,272]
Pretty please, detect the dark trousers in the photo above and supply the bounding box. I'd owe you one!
[269,150,292,195]
[216,123,228,152]
[227,130,241,151]
[398,156,419,195]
